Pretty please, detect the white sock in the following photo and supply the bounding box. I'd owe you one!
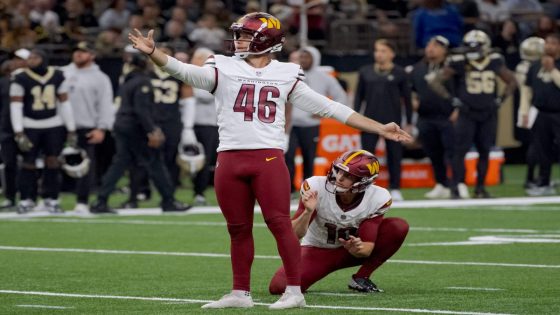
[285,286,302,295]
[231,290,251,297]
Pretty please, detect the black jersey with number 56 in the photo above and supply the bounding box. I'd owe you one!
[447,53,504,111]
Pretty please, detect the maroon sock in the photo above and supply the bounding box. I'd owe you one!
[355,218,409,278]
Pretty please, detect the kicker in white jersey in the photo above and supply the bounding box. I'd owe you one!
[300,176,392,249]
[207,55,304,152]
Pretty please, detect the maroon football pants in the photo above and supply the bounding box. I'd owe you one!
[214,149,301,291]
[268,217,409,294]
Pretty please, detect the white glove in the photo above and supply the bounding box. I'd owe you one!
[181,128,197,145]
[282,133,290,153]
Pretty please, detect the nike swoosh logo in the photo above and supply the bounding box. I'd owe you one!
[265,157,277,162]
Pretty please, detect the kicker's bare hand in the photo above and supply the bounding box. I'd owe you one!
[380,122,413,143]
[128,28,155,55]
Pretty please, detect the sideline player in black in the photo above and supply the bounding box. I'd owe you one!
[522,33,560,196]
[409,36,454,199]
[429,30,517,199]
[90,50,190,213]
[354,39,413,201]
[0,52,30,210]
[122,46,189,208]
[10,49,77,213]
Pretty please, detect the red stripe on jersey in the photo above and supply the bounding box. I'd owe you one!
[287,79,300,101]
[210,67,218,94]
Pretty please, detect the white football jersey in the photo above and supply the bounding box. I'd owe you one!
[300,176,392,249]
[209,55,304,152]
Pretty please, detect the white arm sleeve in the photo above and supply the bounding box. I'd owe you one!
[180,97,196,129]
[10,101,23,133]
[59,99,76,132]
[289,81,355,123]
[161,56,216,92]
[9,83,25,133]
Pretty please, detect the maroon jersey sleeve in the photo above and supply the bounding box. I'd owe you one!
[358,215,384,243]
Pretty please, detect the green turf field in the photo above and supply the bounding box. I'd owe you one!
[0,165,559,314]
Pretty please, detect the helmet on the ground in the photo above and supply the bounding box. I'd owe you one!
[176,142,205,175]
[463,30,491,60]
[59,147,90,178]
[326,150,379,194]
[229,12,285,58]
[520,37,545,61]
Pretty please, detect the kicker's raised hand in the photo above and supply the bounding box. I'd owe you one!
[128,28,155,55]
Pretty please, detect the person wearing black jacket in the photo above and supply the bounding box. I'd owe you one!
[90,50,190,213]
[354,39,413,201]
[0,59,18,210]
[522,33,560,196]
[409,36,454,199]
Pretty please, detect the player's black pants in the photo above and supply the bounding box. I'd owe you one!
[285,126,320,192]
[128,122,182,202]
[97,126,174,205]
[417,116,454,187]
[532,111,560,187]
[361,132,402,190]
[19,126,66,200]
[74,128,97,204]
[193,125,219,196]
[451,110,497,190]
[0,138,18,204]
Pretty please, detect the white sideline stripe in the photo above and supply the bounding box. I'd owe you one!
[0,289,514,315]
[1,245,559,269]
[5,218,560,235]
[1,196,560,219]
[307,292,364,297]
[446,287,504,291]
[16,304,74,309]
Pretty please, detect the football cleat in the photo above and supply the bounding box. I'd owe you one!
[201,293,254,309]
[268,292,306,309]
[90,200,117,214]
[425,184,451,199]
[161,200,191,212]
[474,187,492,199]
[348,276,384,293]
[457,183,471,199]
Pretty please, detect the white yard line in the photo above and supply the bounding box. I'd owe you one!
[0,289,514,315]
[16,304,74,309]
[307,292,365,297]
[4,218,560,235]
[446,287,504,291]
[1,196,560,220]
[0,245,558,269]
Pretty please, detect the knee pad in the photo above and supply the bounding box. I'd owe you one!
[226,223,253,240]
[45,156,60,169]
